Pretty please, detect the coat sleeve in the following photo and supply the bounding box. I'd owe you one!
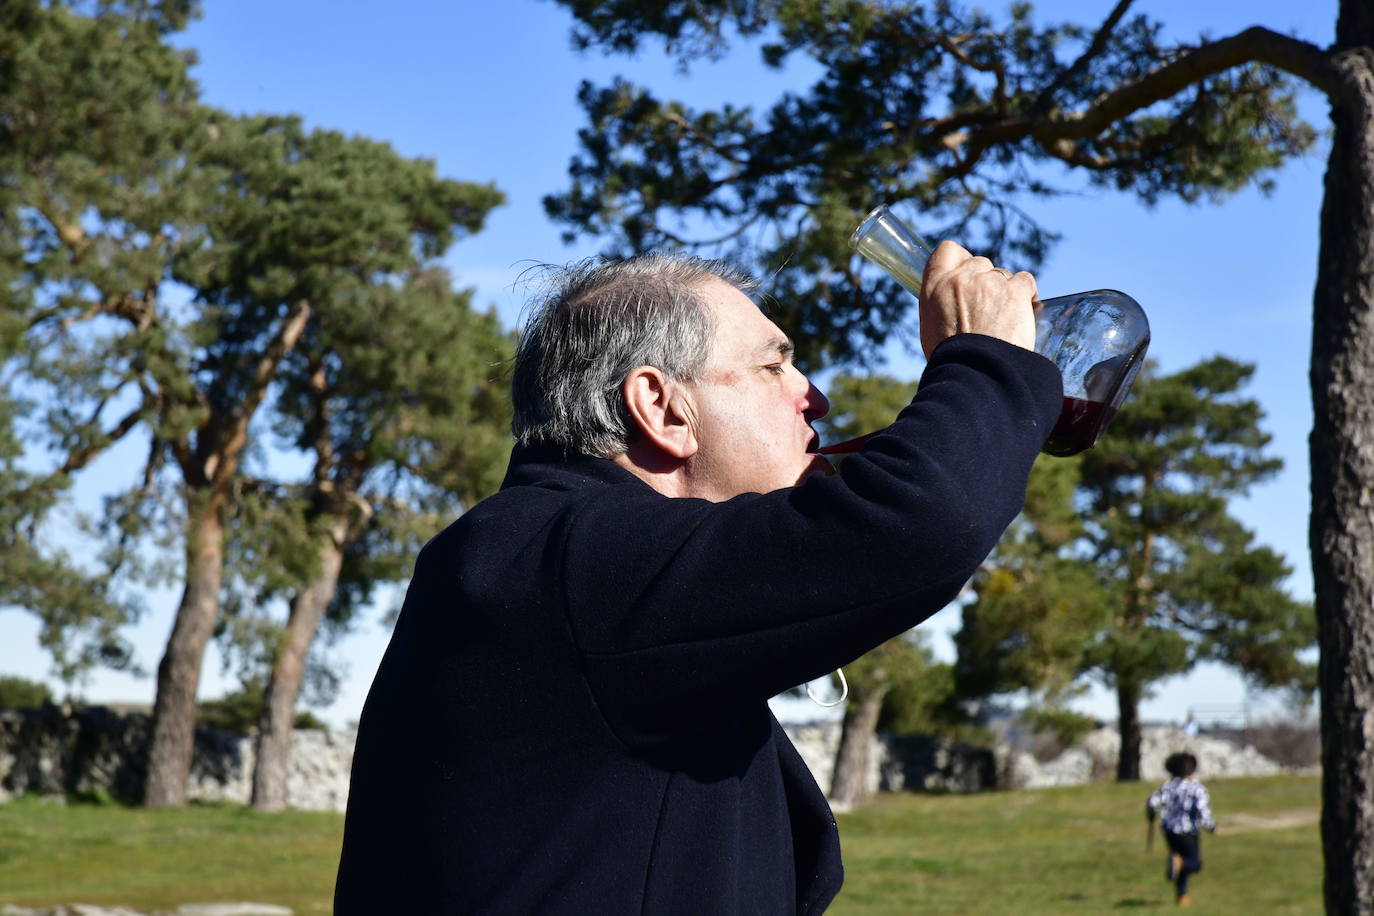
[557,334,1062,747]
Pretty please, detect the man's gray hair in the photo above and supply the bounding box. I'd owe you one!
[513,252,759,458]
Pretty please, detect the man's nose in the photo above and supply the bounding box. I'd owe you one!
[802,377,830,422]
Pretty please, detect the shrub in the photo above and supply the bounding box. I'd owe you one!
[1019,707,1098,761]
[0,675,53,710]
[198,682,329,734]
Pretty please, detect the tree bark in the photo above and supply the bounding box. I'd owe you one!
[1311,10,1374,912]
[251,523,347,811]
[143,498,224,807]
[1116,677,1142,782]
[828,685,889,810]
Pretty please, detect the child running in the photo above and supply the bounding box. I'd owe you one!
[1146,751,1217,906]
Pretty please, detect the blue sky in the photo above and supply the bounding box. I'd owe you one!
[1,0,1338,727]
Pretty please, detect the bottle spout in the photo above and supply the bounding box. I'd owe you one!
[850,205,934,300]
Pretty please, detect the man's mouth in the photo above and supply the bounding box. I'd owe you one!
[816,428,886,455]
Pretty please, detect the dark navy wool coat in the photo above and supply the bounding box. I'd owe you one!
[334,335,1062,914]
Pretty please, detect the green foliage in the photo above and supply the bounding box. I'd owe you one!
[197,681,325,735]
[955,454,1109,703]
[0,675,53,709]
[70,785,121,807]
[1075,357,1313,692]
[873,638,956,737]
[825,631,956,736]
[547,0,1315,371]
[1018,705,1097,749]
[0,0,198,684]
[0,0,513,699]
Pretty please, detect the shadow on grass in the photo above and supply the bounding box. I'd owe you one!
[1052,893,1162,908]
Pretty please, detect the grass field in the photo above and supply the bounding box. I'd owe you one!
[830,775,1320,914]
[0,775,1319,914]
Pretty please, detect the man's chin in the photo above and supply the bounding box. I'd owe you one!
[799,454,836,482]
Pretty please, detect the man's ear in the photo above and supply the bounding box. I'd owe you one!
[622,366,698,460]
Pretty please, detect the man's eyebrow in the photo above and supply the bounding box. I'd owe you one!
[758,337,795,360]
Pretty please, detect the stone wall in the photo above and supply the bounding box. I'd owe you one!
[0,706,1295,812]
[0,705,353,811]
[999,723,1287,790]
[782,722,998,797]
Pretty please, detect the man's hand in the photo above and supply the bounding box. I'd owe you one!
[918,240,1038,358]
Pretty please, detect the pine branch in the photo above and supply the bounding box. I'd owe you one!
[192,299,312,491]
[938,33,1009,115]
[33,201,89,254]
[11,397,151,507]
[1046,27,1338,139]
[55,400,147,477]
[934,26,1334,187]
[1032,0,1137,115]
[306,360,335,490]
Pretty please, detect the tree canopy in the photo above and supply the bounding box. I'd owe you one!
[0,0,514,806]
[545,0,1314,370]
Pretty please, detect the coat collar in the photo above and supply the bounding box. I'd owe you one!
[499,443,648,493]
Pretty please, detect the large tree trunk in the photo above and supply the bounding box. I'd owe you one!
[1115,677,1142,782]
[143,499,224,807]
[1311,7,1374,911]
[828,685,889,810]
[251,525,346,811]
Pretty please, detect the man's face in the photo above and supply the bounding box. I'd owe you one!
[684,279,832,501]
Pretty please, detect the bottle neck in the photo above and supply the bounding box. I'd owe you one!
[850,205,932,299]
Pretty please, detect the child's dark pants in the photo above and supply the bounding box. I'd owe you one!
[1164,831,1202,897]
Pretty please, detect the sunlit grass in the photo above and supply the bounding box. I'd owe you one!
[0,775,1319,914]
[0,797,342,913]
[831,775,1320,914]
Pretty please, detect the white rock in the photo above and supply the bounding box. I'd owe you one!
[176,904,294,916]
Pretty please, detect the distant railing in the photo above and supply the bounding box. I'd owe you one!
[1186,703,1252,731]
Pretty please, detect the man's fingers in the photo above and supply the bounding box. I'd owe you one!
[924,239,974,277]
[917,240,1039,354]
[924,243,1029,290]
[1009,269,1037,301]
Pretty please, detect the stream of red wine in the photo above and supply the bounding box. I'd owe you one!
[816,395,1116,458]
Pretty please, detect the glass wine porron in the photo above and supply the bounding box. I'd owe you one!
[819,205,1151,458]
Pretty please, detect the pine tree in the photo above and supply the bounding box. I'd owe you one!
[225,266,513,811]
[1077,358,1314,779]
[144,113,505,807]
[958,359,1313,780]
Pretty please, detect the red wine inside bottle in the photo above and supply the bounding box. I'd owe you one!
[1042,396,1116,457]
